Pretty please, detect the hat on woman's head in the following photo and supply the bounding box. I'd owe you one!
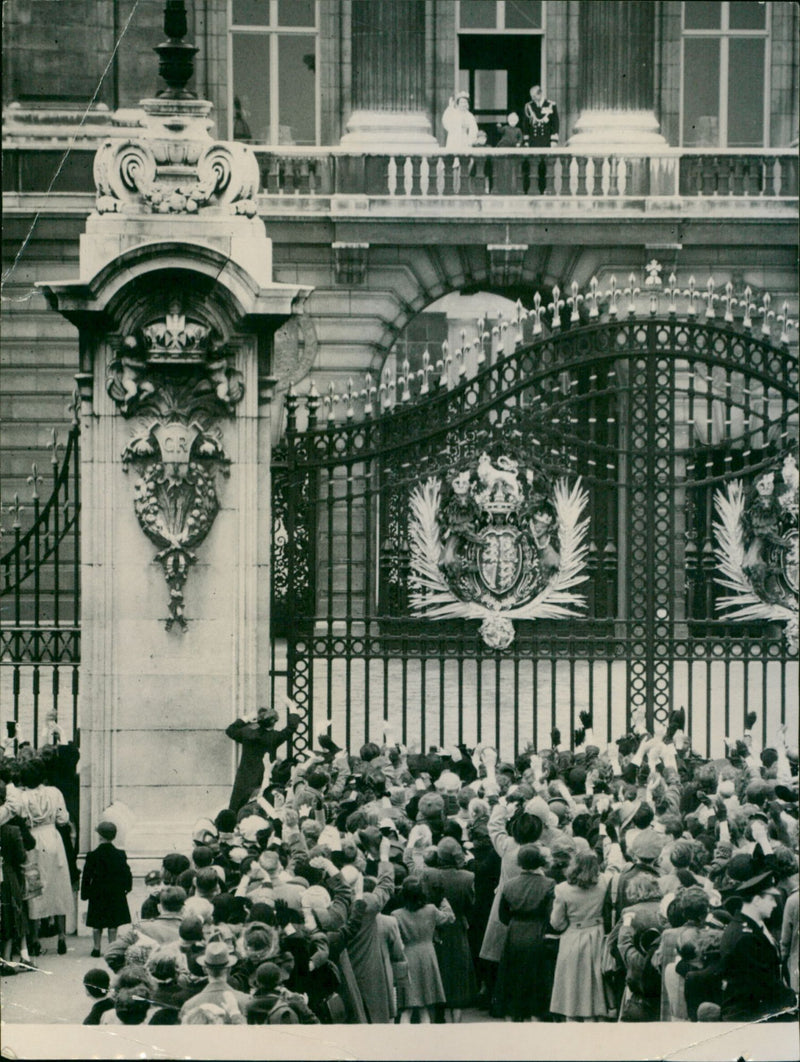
[212,893,251,925]
[192,818,219,845]
[238,815,268,844]
[247,902,276,925]
[550,835,577,863]
[548,799,571,826]
[455,90,469,101]
[618,798,642,833]
[162,853,191,877]
[147,954,178,984]
[524,796,558,830]
[629,829,665,863]
[567,767,587,795]
[435,770,461,794]
[214,809,237,834]
[254,961,283,992]
[357,826,382,852]
[83,968,110,993]
[242,922,279,957]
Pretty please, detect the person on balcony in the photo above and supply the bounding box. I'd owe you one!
[495,113,523,149]
[442,91,479,152]
[522,85,560,147]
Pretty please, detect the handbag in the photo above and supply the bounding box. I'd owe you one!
[319,991,347,1024]
[23,854,44,901]
[313,961,347,1024]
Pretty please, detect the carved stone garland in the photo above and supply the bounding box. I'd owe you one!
[108,305,245,630]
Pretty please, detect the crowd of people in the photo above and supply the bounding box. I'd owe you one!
[0,703,798,1028]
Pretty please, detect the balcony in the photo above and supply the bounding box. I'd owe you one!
[251,147,799,219]
[2,142,797,221]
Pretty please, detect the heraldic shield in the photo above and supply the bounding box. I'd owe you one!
[474,525,534,599]
[408,449,590,649]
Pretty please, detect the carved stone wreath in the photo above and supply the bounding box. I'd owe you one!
[110,312,244,631]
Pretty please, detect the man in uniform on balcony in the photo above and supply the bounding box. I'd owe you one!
[522,85,559,195]
[522,85,560,147]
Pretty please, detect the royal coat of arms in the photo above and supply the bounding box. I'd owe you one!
[408,451,590,648]
[714,451,799,654]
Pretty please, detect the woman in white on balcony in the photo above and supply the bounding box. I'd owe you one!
[443,91,479,152]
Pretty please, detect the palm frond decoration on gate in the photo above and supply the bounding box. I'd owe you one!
[713,453,799,654]
[408,459,590,649]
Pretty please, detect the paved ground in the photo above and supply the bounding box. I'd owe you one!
[1,924,498,1028]
[2,932,107,1026]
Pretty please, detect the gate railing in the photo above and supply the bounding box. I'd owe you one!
[275,270,798,759]
[0,398,81,749]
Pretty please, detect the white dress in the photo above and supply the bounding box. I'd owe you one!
[19,785,73,919]
[442,104,478,151]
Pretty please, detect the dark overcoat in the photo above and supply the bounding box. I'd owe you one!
[81,842,132,928]
[720,911,796,1021]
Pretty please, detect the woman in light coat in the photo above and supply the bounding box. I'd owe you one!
[16,758,73,956]
[549,847,611,1020]
[442,91,479,151]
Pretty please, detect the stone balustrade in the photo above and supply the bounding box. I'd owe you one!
[251,147,799,202]
[3,144,797,213]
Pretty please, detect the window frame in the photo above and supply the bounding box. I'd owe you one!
[457,1,546,34]
[679,1,771,148]
[456,1,548,111]
[227,0,320,147]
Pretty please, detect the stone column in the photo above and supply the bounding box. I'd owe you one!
[340,0,436,148]
[569,1,666,146]
[40,94,311,858]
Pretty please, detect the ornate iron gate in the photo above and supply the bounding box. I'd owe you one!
[274,280,798,759]
[0,399,81,749]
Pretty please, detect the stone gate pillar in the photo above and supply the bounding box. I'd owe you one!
[340,0,436,147]
[569,0,666,146]
[40,44,310,855]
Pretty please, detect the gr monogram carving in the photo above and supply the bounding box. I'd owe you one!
[110,305,244,631]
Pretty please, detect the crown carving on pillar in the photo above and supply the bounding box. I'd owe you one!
[106,301,245,416]
[142,306,213,358]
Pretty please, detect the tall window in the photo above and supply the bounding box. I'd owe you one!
[457,1,545,141]
[229,0,318,145]
[681,1,769,147]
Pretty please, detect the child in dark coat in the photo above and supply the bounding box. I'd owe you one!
[81,820,132,957]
